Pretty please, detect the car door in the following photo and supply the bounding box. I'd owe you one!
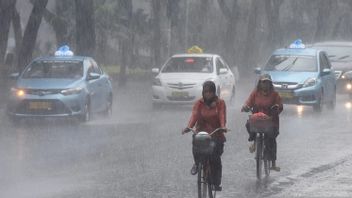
[90,58,107,111]
[220,57,235,93]
[216,57,230,98]
[91,58,111,111]
[86,59,101,112]
[319,52,335,101]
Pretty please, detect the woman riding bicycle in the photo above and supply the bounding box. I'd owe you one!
[241,74,283,171]
[182,81,227,191]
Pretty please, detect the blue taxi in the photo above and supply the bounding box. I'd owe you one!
[256,40,336,112]
[7,46,113,122]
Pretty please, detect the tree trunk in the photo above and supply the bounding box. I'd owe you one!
[167,0,181,54]
[17,0,48,71]
[189,0,209,48]
[200,0,209,48]
[314,0,335,42]
[119,40,128,87]
[265,0,283,49]
[42,8,68,46]
[241,0,259,74]
[97,31,107,65]
[12,6,22,69]
[75,0,96,57]
[118,0,132,87]
[152,0,162,67]
[56,0,74,47]
[218,0,239,66]
[0,0,16,64]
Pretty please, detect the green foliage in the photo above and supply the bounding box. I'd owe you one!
[101,64,150,80]
[95,0,151,40]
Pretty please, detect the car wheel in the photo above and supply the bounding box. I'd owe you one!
[103,94,113,117]
[80,102,90,122]
[327,90,336,110]
[313,97,322,113]
[217,86,221,97]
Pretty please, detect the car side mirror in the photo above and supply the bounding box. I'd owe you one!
[87,72,100,80]
[219,68,228,74]
[254,67,261,74]
[152,68,160,73]
[322,68,331,75]
[9,72,19,79]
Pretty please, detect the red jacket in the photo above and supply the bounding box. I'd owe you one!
[245,89,283,127]
[187,97,226,142]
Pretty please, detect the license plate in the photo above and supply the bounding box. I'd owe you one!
[171,91,189,98]
[279,92,293,99]
[29,101,52,110]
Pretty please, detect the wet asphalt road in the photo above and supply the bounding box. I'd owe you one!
[0,80,352,198]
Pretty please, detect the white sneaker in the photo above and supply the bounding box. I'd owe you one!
[270,166,281,172]
[249,143,256,153]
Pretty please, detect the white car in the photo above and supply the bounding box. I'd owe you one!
[152,53,236,107]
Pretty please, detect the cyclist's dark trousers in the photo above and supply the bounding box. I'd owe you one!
[192,139,224,186]
[264,135,277,161]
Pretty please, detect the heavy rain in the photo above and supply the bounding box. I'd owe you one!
[0,0,352,198]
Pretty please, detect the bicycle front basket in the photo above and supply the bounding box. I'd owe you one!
[193,132,215,155]
[249,113,274,133]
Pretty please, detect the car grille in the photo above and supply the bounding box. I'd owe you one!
[273,82,302,90]
[15,99,71,115]
[167,83,196,90]
[25,89,61,96]
[167,96,195,101]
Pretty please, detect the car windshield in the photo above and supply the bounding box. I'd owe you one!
[313,46,352,62]
[161,57,213,73]
[22,60,83,79]
[264,55,317,72]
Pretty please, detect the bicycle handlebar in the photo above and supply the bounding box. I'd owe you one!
[182,127,228,136]
[241,104,279,114]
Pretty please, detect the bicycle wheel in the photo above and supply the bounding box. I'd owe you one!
[208,182,214,198]
[263,135,271,177]
[197,163,203,198]
[264,159,270,177]
[256,136,263,180]
[198,163,209,198]
[206,166,214,198]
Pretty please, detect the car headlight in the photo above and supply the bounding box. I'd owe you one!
[303,78,317,88]
[61,87,82,95]
[346,83,352,90]
[11,87,25,97]
[153,78,162,86]
[205,78,215,82]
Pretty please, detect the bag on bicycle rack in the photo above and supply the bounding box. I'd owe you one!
[248,112,274,134]
[193,132,215,155]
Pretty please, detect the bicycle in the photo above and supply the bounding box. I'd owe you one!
[242,106,276,180]
[183,128,227,198]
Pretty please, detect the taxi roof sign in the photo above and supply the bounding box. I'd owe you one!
[55,45,74,56]
[289,39,305,49]
[187,45,203,54]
